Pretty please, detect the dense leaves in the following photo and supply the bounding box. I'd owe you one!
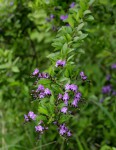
[0,0,116,150]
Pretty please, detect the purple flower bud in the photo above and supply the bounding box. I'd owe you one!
[46,17,51,22]
[61,107,68,113]
[80,71,84,76]
[102,85,112,94]
[56,60,66,67]
[67,130,72,137]
[80,71,87,80]
[36,84,44,92]
[99,98,104,103]
[59,124,71,137]
[65,84,70,90]
[70,2,75,8]
[24,114,29,122]
[38,73,49,79]
[112,90,116,96]
[111,63,116,69]
[59,124,68,135]
[106,75,111,81]
[32,69,39,76]
[50,14,54,19]
[72,98,78,107]
[39,92,45,98]
[44,88,51,95]
[63,93,69,101]
[35,125,44,132]
[58,93,63,100]
[60,15,68,21]
[70,84,78,92]
[66,23,70,26]
[75,92,82,99]
[28,111,36,120]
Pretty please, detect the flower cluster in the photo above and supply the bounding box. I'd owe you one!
[102,85,112,94]
[46,1,76,30]
[55,60,66,67]
[31,84,51,100]
[24,111,36,122]
[111,63,116,69]
[70,2,75,8]
[32,68,49,79]
[58,83,81,109]
[25,59,88,139]
[59,124,72,137]
[80,71,87,80]
[100,63,116,102]
[60,15,68,21]
[35,121,48,134]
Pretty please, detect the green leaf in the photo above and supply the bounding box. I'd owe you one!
[39,79,51,85]
[38,107,49,116]
[77,23,85,31]
[67,15,74,28]
[62,43,68,54]
[85,15,94,21]
[12,66,20,73]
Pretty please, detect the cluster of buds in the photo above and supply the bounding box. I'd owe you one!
[31,84,51,100]
[59,124,72,137]
[58,83,82,108]
[55,60,66,67]
[32,68,49,79]
[100,63,116,102]
[24,111,36,122]
[80,71,87,80]
[24,59,88,138]
[35,121,48,134]
[46,2,76,30]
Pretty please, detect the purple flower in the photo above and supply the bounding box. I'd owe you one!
[61,107,68,113]
[44,88,51,95]
[50,14,54,19]
[67,130,72,137]
[59,124,72,137]
[38,73,49,79]
[70,2,75,8]
[39,92,45,98]
[112,90,116,96]
[106,75,111,81]
[102,85,112,94]
[80,71,87,80]
[56,60,66,67]
[32,68,39,76]
[46,17,51,22]
[58,93,63,100]
[28,111,36,120]
[99,98,104,103]
[63,93,69,101]
[65,84,70,90]
[111,64,116,69]
[60,15,68,21]
[75,92,82,99]
[72,98,78,107]
[35,125,44,132]
[70,84,78,92]
[36,84,44,92]
[66,23,70,26]
[59,124,68,135]
[80,71,84,76]
[24,114,29,122]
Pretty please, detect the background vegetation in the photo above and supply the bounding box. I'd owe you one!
[0,0,116,149]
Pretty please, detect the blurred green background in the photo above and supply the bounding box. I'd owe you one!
[0,0,116,150]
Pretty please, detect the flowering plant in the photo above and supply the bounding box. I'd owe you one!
[24,0,93,139]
